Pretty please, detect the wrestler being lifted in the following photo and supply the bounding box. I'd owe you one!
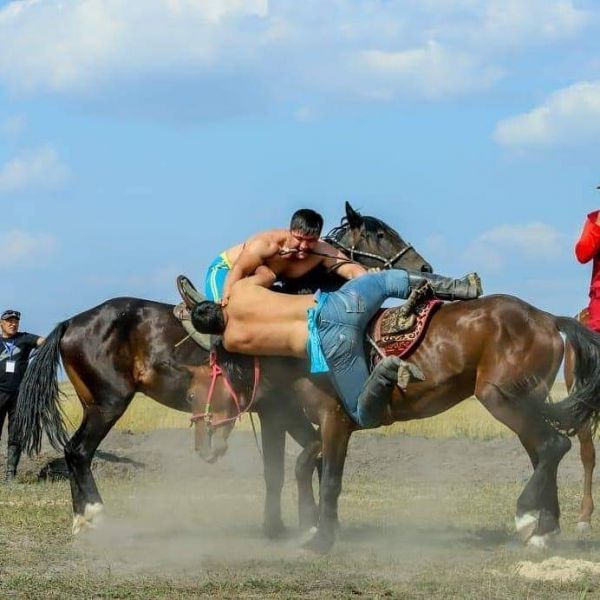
[183,266,482,428]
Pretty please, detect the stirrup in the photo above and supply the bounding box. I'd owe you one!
[177,275,205,309]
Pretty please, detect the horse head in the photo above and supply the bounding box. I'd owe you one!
[324,202,433,273]
[191,345,257,464]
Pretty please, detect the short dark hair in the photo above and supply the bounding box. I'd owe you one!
[289,209,323,237]
[191,301,225,335]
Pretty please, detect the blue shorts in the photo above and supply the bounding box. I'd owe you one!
[204,253,231,302]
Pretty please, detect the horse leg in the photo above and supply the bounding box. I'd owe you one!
[65,397,131,534]
[477,383,571,548]
[295,439,321,531]
[283,405,322,531]
[577,423,596,532]
[258,406,287,539]
[303,411,352,554]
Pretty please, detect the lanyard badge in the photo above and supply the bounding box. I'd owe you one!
[2,340,16,374]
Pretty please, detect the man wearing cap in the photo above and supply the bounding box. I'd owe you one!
[0,310,44,482]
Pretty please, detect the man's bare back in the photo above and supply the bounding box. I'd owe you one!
[222,270,313,358]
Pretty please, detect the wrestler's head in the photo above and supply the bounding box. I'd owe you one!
[191,300,225,334]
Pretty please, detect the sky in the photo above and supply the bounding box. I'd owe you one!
[1,0,600,334]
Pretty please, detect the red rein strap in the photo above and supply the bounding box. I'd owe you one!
[190,352,261,428]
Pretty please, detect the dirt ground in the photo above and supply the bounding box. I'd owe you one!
[2,428,600,598]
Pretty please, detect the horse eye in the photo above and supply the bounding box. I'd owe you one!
[376,231,385,239]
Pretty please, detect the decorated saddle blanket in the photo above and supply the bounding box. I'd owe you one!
[367,298,442,364]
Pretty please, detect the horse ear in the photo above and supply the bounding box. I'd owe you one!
[345,201,362,228]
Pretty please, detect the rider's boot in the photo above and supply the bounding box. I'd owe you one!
[407,272,482,301]
[177,275,205,309]
[5,444,21,484]
[356,356,423,429]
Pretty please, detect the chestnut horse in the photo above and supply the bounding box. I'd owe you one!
[194,214,600,553]
[14,203,432,535]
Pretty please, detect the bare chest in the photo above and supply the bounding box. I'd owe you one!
[266,255,321,278]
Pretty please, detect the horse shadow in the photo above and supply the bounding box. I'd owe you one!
[38,451,145,481]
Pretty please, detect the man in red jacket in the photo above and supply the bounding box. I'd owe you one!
[575,209,600,331]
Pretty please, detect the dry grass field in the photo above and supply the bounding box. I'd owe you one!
[57,380,569,439]
[3,379,599,599]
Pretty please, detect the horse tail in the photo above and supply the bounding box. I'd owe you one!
[544,316,600,434]
[15,320,70,455]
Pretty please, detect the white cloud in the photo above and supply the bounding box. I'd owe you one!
[494,81,600,147]
[453,0,588,47]
[359,41,502,99]
[0,0,586,115]
[0,144,70,193]
[0,230,58,268]
[0,0,269,94]
[465,222,566,270]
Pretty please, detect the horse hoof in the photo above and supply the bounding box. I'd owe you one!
[295,526,318,547]
[577,521,592,534]
[72,502,104,535]
[301,528,333,554]
[515,511,539,543]
[263,520,288,540]
[527,534,551,549]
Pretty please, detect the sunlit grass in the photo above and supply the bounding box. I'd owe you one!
[59,381,568,440]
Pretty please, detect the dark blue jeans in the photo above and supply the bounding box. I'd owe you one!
[317,270,410,426]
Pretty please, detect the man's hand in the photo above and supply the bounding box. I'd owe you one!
[368,267,382,273]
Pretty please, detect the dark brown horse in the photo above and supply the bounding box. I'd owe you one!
[192,214,600,553]
[14,203,432,536]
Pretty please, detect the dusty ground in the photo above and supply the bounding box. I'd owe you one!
[2,428,600,598]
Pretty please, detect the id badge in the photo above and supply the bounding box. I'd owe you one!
[5,361,15,373]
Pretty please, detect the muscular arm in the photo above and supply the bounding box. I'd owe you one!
[222,238,280,301]
[320,242,367,280]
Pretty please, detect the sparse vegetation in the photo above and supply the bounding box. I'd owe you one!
[2,380,593,599]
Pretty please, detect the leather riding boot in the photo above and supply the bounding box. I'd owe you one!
[357,357,404,429]
[407,272,482,300]
[5,444,21,483]
[177,275,205,309]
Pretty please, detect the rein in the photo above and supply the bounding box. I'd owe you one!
[279,242,414,270]
[323,236,414,269]
[190,351,261,429]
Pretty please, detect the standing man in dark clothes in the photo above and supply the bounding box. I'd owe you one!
[0,309,44,482]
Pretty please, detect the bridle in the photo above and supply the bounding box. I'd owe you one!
[190,352,260,430]
[322,235,415,270]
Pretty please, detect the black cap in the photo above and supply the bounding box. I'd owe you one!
[1,310,21,320]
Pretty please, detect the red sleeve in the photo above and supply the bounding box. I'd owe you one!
[575,211,600,263]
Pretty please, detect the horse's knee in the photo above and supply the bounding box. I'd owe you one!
[539,433,571,462]
[295,441,321,481]
[551,434,571,460]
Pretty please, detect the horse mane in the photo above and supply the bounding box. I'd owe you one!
[324,214,402,247]
[212,338,256,402]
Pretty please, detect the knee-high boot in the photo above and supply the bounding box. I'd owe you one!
[407,272,482,300]
[356,357,403,429]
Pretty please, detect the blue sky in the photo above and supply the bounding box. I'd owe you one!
[1,0,600,334]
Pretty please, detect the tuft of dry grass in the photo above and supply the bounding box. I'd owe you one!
[58,381,569,439]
